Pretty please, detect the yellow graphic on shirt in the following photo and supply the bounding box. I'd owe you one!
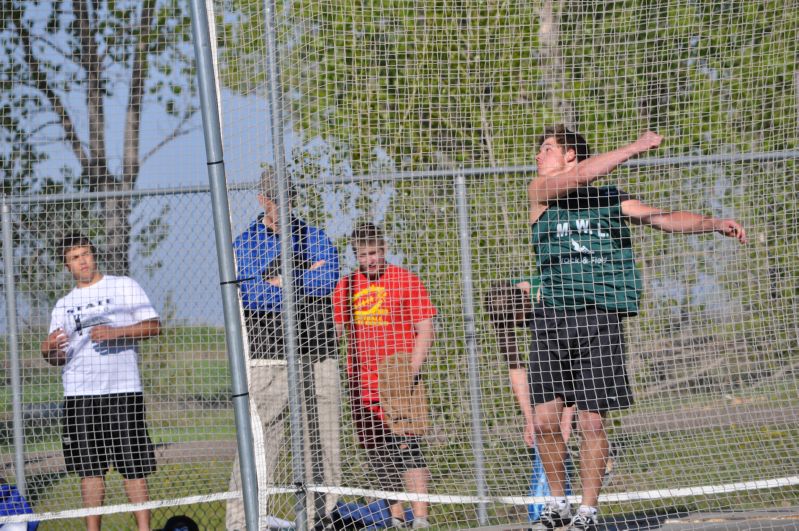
[353,285,389,326]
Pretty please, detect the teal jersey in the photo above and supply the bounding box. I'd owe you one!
[531,186,641,314]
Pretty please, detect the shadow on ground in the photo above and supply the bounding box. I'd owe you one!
[599,508,689,530]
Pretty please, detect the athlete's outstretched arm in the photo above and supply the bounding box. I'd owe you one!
[529,131,663,205]
[622,199,747,243]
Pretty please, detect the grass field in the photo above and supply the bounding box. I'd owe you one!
[1,324,798,529]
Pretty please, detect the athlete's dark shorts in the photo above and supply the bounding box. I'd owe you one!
[62,392,156,480]
[366,434,427,491]
[529,305,633,413]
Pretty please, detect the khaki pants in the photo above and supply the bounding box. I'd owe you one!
[226,358,341,530]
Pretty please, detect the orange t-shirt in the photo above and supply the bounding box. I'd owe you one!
[333,264,437,409]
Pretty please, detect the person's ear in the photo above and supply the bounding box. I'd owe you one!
[565,148,577,163]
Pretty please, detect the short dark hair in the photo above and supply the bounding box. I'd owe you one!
[351,222,385,249]
[538,124,591,162]
[58,233,97,263]
[484,282,530,328]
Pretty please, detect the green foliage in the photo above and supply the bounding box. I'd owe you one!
[559,0,799,154]
[223,0,547,172]
[224,0,796,166]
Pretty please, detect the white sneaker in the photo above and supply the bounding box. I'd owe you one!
[570,507,598,531]
[412,517,430,528]
[539,502,572,529]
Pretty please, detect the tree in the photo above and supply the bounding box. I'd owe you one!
[221,0,553,266]
[538,0,576,129]
[0,70,63,315]
[1,0,196,276]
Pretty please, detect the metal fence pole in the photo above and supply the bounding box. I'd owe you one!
[262,0,312,528]
[1,200,26,496]
[454,175,488,524]
[187,2,259,529]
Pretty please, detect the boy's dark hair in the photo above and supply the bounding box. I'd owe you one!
[538,124,591,162]
[484,282,530,329]
[484,282,532,370]
[157,515,199,531]
[58,233,97,263]
[351,222,385,249]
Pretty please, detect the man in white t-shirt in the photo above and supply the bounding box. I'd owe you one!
[40,234,161,531]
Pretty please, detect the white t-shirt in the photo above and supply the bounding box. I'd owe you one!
[48,275,159,396]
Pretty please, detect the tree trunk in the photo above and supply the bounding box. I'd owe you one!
[97,0,157,276]
[538,0,576,129]
[74,0,130,273]
[75,0,155,275]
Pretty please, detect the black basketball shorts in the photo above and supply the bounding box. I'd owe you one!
[366,434,427,491]
[529,306,633,413]
[62,392,156,480]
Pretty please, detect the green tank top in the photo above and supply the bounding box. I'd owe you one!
[531,186,641,314]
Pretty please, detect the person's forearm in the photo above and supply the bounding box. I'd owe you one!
[530,132,662,204]
[529,143,641,203]
[509,368,534,424]
[302,265,339,296]
[410,344,432,376]
[241,279,282,309]
[111,319,161,340]
[303,235,339,296]
[647,211,717,234]
[411,328,435,376]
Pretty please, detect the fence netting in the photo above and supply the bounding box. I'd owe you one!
[1,0,797,529]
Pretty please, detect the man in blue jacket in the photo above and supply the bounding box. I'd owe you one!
[226,171,341,531]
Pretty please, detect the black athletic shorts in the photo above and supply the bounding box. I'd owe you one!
[529,305,633,413]
[366,434,427,491]
[62,392,156,480]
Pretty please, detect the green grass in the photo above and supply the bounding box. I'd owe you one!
[3,324,798,528]
[0,325,236,457]
[609,425,799,492]
[34,463,230,530]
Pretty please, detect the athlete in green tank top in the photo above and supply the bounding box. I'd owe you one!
[521,125,747,530]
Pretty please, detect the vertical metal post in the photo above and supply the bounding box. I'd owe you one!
[454,175,488,524]
[187,3,259,530]
[1,201,26,496]
[262,0,309,528]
